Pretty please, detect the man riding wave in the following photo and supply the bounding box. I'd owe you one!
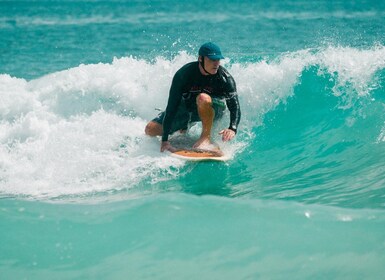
[145,42,241,152]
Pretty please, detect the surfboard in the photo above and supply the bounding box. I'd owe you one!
[170,148,229,162]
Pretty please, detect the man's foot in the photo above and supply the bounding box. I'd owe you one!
[193,138,215,150]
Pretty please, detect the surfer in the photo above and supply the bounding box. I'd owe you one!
[145,42,241,152]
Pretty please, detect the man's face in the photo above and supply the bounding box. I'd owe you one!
[203,56,220,75]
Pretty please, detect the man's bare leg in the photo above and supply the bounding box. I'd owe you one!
[145,121,186,136]
[146,121,180,152]
[145,121,163,136]
[193,93,214,149]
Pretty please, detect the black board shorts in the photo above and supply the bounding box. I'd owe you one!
[152,97,226,134]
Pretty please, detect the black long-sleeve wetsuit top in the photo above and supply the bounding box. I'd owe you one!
[162,61,241,142]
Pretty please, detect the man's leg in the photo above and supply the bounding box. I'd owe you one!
[145,108,189,137]
[145,121,163,136]
[193,93,214,148]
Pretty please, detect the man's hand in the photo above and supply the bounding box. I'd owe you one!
[219,129,236,142]
[160,141,177,152]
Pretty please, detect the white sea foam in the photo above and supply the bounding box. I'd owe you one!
[1,46,384,198]
[318,45,385,97]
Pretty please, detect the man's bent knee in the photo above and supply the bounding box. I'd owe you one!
[196,93,212,106]
[145,121,163,136]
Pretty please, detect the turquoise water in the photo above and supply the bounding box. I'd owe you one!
[1,0,385,279]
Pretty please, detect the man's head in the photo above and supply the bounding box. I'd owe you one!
[198,42,224,75]
[199,42,225,60]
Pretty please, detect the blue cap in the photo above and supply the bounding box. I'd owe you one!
[198,42,224,60]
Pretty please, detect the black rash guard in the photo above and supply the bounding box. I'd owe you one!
[162,61,241,142]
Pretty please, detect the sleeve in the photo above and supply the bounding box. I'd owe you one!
[226,94,241,133]
[224,74,241,133]
[162,71,184,141]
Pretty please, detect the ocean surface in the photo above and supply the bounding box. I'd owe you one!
[1,0,385,279]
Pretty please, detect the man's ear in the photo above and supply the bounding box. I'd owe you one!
[198,55,203,63]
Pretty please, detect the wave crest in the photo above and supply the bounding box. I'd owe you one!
[1,46,385,199]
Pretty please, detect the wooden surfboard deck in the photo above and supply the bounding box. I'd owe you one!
[170,148,229,161]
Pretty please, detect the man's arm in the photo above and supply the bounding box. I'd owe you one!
[218,94,240,141]
[162,72,183,142]
[220,68,241,135]
[226,93,241,133]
